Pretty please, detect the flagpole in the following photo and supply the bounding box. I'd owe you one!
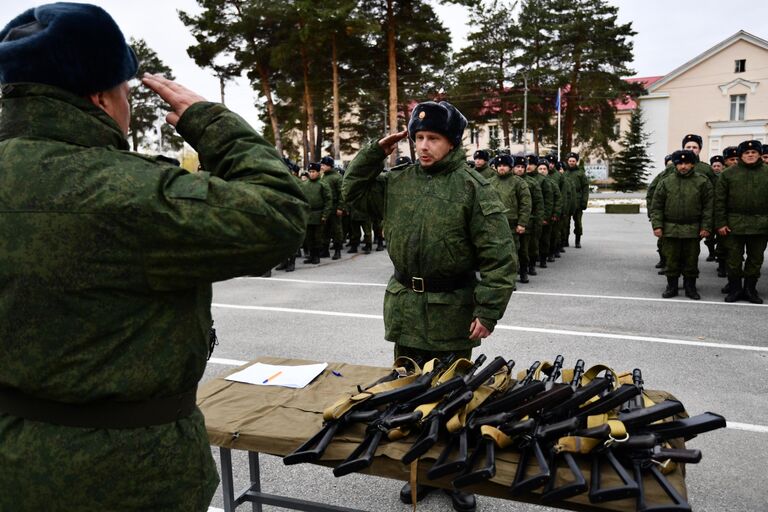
[557,88,562,159]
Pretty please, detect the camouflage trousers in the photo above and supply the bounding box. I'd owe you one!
[549,217,561,253]
[662,237,701,278]
[349,220,372,246]
[539,222,552,260]
[323,214,344,249]
[518,232,531,269]
[723,234,768,278]
[570,209,584,237]
[394,344,472,366]
[306,223,325,250]
[527,220,541,263]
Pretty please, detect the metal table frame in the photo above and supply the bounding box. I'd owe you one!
[219,447,366,512]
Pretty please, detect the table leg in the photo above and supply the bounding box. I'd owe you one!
[220,447,236,512]
[248,451,262,512]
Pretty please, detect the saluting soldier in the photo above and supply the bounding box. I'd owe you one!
[0,4,308,510]
[490,154,531,269]
[473,149,494,180]
[715,140,768,303]
[521,156,544,279]
[563,152,589,248]
[342,100,516,512]
[320,156,345,260]
[302,163,333,264]
[651,150,713,300]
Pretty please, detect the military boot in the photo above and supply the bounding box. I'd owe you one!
[310,249,320,264]
[303,250,314,264]
[539,256,548,268]
[705,240,716,262]
[554,249,562,258]
[332,247,341,260]
[285,257,296,272]
[743,277,763,304]
[724,277,743,303]
[363,242,372,254]
[662,276,678,298]
[376,239,385,251]
[519,268,529,283]
[347,244,358,254]
[444,488,476,512]
[275,259,288,271]
[547,253,555,262]
[716,260,727,278]
[319,246,330,258]
[655,254,666,269]
[528,264,537,276]
[683,277,700,300]
[575,235,582,248]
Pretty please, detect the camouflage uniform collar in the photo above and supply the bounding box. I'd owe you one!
[0,83,129,150]
[419,146,467,175]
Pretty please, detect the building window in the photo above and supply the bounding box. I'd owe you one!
[512,128,523,144]
[488,125,500,149]
[730,94,746,121]
[734,59,746,73]
[470,127,480,144]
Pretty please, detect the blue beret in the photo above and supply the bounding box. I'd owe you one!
[0,3,138,95]
[408,101,467,148]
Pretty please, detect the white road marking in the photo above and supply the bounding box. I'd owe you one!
[242,277,766,308]
[204,357,768,435]
[211,303,768,353]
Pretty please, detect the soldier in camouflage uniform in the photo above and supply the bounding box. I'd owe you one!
[723,146,739,168]
[473,149,494,180]
[522,156,544,278]
[0,5,308,511]
[489,154,531,269]
[651,151,713,300]
[320,156,345,260]
[559,161,576,250]
[545,155,563,261]
[303,162,334,264]
[563,152,589,248]
[715,140,768,304]
[534,159,557,268]
[343,101,516,512]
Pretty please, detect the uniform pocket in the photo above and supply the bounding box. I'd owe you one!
[425,287,475,341]
[383,278,407,341]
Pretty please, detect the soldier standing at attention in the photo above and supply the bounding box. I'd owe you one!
[0,4,308,511]
[646,154,675,273]
[473,149,494,180]
[320,156,345,260]
[723,146,739,168]
[563,152,589,247]
[490,154,532,269]
[517,156,541,282]
[651,151,713,300]
[762,145,768,164]
[343,101,516,512]
[557,161,574,253]
[524,155,545,274]
[302,163,333,264]
[715,140,768,303]
[545,155,563,261]
[534,159,557,268]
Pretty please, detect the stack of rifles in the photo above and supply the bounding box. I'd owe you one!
[284,355,726,512]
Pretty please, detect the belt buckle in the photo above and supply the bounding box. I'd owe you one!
[411,277,425,293]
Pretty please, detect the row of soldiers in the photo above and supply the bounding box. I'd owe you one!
[646,134,768,303]
[472,150,590,283]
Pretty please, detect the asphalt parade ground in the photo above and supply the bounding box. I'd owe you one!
[202,209,767,512]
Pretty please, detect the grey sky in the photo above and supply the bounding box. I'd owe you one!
[3,1,768,133]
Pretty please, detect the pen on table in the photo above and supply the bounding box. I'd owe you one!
[331,370,343,377]
[262,371,282,384]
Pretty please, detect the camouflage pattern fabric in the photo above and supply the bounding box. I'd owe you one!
[302,177,333,225]
[714,160,768,234]
[651,169,714,238]
[343,143,516,352]
[489,173,531,228]
[0,83,308,511]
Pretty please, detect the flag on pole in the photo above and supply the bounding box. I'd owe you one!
[555,88,561,114]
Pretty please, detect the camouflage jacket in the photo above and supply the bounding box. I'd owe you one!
[343,143,516,352]
[475,162,495,181]
[714,160,768,234]
[523,173,544,224]
[490,172,531,227]
[547,172,563,219]
[651,169,713,238]
[0,84,308,510]
[565,167,590,210]
[303,178,333,225]
[530,172,554,221]
[321,168,343,208]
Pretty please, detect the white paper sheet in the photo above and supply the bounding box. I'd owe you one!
[225,362,329,389]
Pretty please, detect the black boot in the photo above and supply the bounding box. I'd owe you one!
[724,277,743,303]
[528,264,537,276]
[399,483,436,504]
[721,282,731,294]
[302,251,313,264]
[743,277,763,304]
[332,247,341,260]
[363,242,372,254]
[519,268,529,283]
[319,246,330,258]
[554,249,562,258]
[683,277,700,300]
[717,260,727,278]
[575,235,581,248]
[547,253,555,262]
[444,488,476,512]
[347,244,358,254]
[539,256,548,268]
[376,240,385,251]
[662,276,678,298]
[275,259,288,271]
[312,249,321,264]
[705,241,716,262]
[285,257,295,272]
[655,254,666,269]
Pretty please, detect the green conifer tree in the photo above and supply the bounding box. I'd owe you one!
[611,109,652,192]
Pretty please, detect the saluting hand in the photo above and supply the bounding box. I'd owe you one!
[141,73,207,126]
[378,130,408,156]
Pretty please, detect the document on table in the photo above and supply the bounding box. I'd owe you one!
[225,362,328,388]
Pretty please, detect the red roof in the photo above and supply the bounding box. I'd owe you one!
[615,76,663,111]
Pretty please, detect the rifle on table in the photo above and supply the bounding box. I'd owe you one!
[284,358,436,466]
[332,357,472,477]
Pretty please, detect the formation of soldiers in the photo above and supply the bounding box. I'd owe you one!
[473,149,590,284]
[273,148,590,286]
[646,134,768,303]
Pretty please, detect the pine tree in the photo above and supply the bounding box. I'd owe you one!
[611,109,652,192]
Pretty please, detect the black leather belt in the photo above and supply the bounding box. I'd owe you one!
[0,386,198,429]
[394,269,476,293]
